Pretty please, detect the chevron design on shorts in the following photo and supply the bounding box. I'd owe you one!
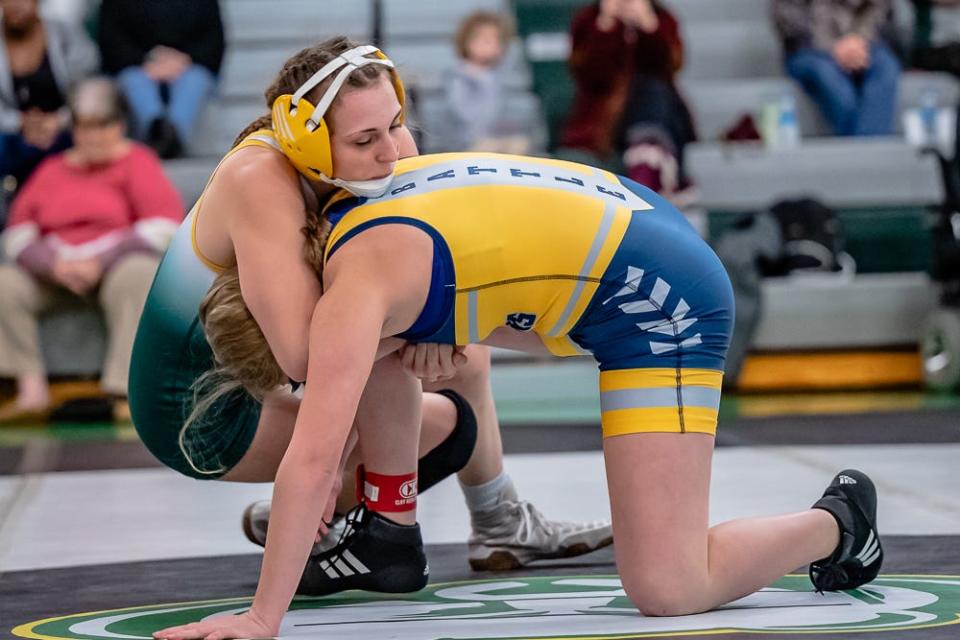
[603,265,701,355]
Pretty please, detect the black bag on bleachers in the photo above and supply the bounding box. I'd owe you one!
[762,198,846,276]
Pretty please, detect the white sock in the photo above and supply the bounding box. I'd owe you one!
[459,472,516,514]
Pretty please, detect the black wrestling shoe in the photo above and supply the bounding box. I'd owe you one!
[297,504,428,597]
[809,469,883,592]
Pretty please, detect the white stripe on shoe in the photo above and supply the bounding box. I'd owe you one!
[334,557,356,576]
[861,546,882,568]
[855,531,877,562]
[342,549,371,574]
[322,561,339,579]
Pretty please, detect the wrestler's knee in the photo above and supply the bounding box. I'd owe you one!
[449,344,491,389]
[621,568,699,617]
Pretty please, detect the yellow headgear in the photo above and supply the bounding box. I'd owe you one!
[271,45,406,180]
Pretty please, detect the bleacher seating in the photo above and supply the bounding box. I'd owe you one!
[506,0,947,364]
[687,138,944,210]
[753,272,937,350]
[222,0,368,45]
[382,0,507,39]
[682,22,784,80]
[36,0,953,379]
[174,0,536,189]
[669,0,768,23]
[43,0,530,375]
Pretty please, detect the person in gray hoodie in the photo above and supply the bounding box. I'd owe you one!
[0,0,98,196]
[772,0,901,136]
[434,11,532,153]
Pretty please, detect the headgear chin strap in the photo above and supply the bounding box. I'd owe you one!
[316,172,397,199]
[271,44,406,193]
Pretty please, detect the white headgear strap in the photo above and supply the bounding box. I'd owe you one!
[290,45,396,132]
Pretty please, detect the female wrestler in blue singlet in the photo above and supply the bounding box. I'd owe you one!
[152,43,882,640]
[139,39,614,640]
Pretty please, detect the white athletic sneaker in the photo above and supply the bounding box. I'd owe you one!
[241,500,345,556]
[243,497,614,571]
[468,497,613,571]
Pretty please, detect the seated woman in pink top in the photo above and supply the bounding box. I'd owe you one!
[0,76,184,422]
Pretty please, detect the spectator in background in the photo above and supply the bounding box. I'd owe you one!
[561,0,696,201]
[41,0,95,27]
[98,0,224,159]
[907,0,960,73]
[1,0,98,197]
[900,1,960,172]
[0,77,183,423]
[773,0,901,136]
[435,11,531,153]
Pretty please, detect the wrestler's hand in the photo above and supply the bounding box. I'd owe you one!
[400,342,468,382]
[319,471,343,538]
[319,428,356,538]
[152,608,276,640]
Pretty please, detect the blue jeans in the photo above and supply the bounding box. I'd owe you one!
[786,43,901,136]
[116,65,216,141]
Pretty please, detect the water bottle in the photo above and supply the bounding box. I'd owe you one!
[777,92,800,149]
[920,87,940,147]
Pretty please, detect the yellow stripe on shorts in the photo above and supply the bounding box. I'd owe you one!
[599,368,723,437]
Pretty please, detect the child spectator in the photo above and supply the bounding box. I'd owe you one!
[0,77,184,423]
[435,11,531,153]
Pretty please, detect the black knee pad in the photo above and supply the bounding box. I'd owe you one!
[417,389,478,492]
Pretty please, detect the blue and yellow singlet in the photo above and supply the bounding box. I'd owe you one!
[130,138,734,481]
[323,153,734,437]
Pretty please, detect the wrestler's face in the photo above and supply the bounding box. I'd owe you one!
[327,74,408,182]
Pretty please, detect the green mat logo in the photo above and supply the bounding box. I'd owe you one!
[14,575,960,640]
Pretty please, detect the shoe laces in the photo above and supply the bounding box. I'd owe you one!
[335,504,367,547]
[316,503,366,569]
[508,500,556,546]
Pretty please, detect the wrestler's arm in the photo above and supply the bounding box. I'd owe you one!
[227,128,421,382]
[250,225,431,629]
[220,151,321,382]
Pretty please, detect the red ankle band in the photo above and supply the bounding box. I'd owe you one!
[355,465,417,512]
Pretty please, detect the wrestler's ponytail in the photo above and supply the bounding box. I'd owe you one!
[301,211,331,275]
[180,268,287,476]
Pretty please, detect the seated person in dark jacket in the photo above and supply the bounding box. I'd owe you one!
[561,0,696,202]
[98,0,225,159]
